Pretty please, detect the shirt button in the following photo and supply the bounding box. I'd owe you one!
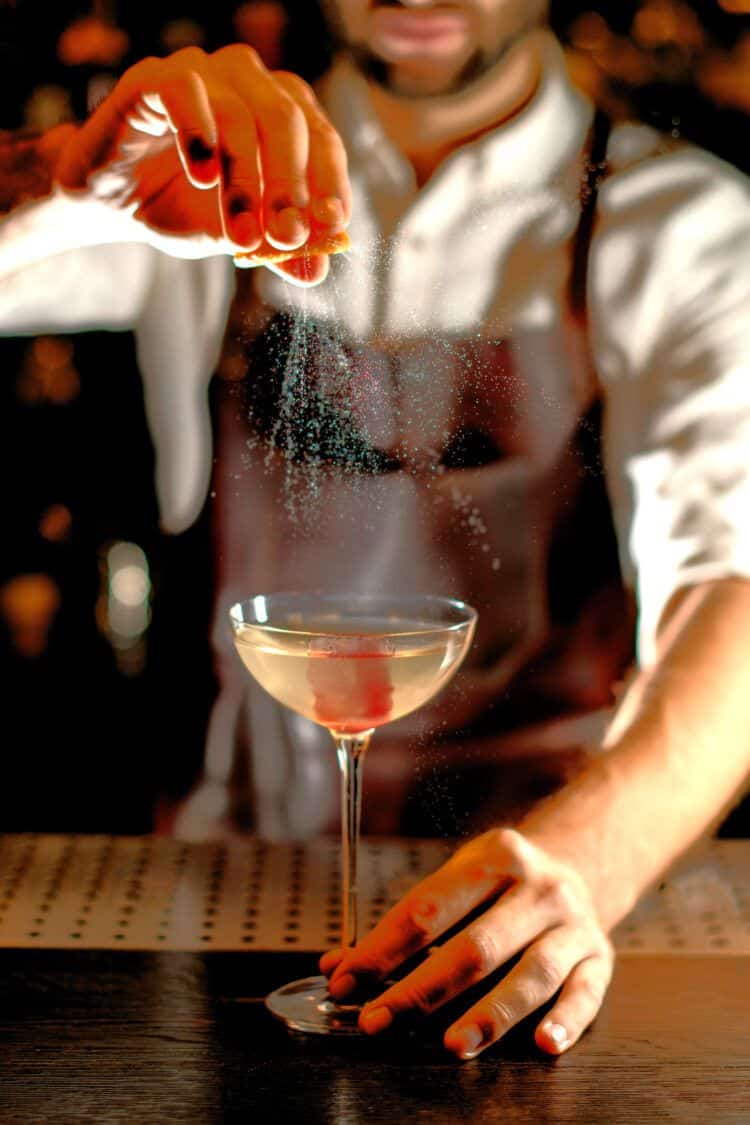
[407,233,427,251]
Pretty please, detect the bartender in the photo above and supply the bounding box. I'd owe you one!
[1,0,749,1061]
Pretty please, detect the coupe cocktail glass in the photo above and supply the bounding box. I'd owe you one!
[229,592,477,1034]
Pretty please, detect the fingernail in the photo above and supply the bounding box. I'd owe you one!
[359,1006,393,1035]
[312,196,345,228]
[195,157,220,184]
[187,136,216,164]
[230,211,260,249]
[328,972,357,1000]
[445,1024,484,1060]
[544,1022,568,1050]
[186,137,219,183]
[269,205,308,247]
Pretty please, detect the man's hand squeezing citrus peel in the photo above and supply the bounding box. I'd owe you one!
[54,45,351,286]
[320,828,614,1060]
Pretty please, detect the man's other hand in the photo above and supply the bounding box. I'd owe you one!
[320,828,614,1059]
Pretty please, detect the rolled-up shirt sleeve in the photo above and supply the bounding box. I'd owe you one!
[0,190,159,334]
[591,139,750,666]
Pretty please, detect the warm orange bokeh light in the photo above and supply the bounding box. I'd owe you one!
[161,19,206,53]
[632,0,704,48]
[17,337,80,406]
[32,336,74,371]
[569,12,612,52]
[0,574,61,658]
[565,2,729,104]
[38,505,73,544]
[57,16,129,68]
[698,34,750,111]
[24,85,73,131]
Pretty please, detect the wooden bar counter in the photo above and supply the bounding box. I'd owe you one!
[0,836,748,1123]
[0,950,748,1123]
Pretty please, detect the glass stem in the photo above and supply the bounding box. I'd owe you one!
[333,731,372,951]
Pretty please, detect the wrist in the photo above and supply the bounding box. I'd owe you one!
[516,757,642,930]
[0,123,78,214]
[40,123,80,183]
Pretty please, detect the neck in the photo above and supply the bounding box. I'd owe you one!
[364,30,545,186]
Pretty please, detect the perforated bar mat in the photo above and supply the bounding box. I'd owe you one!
[0,835,748,954]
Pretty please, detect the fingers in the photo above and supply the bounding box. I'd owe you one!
[211,97,263,249]
[146,70,219,188]
[356,884,542,1029]
[274,72,351,234]
[442,929,612,1060]
[210,49,350,257]
[534,942,614,1056]
[327,873,503,998]
[214,47,310,250]
[148,55,263,248]
[325,829,530,997]
[319,948,345,976]
[56,54,219,192]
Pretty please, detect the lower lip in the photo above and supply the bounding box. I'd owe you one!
[371,8,467,50]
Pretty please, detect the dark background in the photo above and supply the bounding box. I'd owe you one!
[0,1,748,834]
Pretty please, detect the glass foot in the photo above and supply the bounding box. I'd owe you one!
[265,975,363,1035]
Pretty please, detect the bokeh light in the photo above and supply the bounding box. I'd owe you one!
[233,1,287,67]
[17,337,80,407]
[57,15,129,68]
[0,573,61,659]
[97,542,152,676]
[24,85,73,131]
[38,504,73,544]
[161,19,206,53]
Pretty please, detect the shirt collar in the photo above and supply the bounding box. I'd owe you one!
[319,32,593,195]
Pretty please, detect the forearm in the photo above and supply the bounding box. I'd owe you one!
[520,578,750,929]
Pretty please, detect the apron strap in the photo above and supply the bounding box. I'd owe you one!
[569,108,611,323]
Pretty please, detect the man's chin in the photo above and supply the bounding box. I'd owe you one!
[350,46,482,99]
